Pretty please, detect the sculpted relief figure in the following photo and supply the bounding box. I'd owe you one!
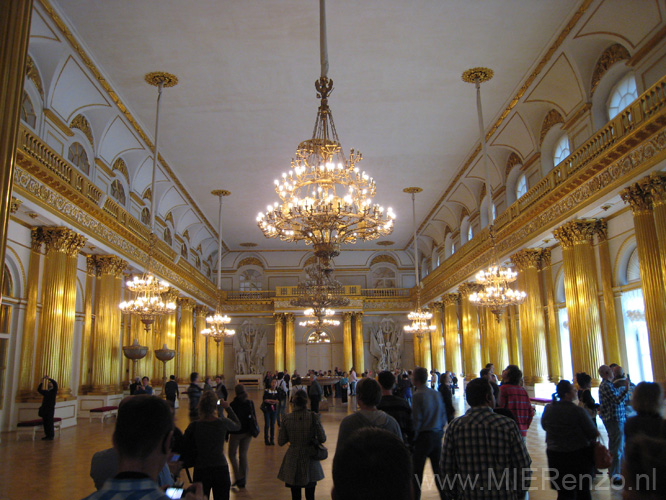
[369,317,403,372]
[233,321,267,375]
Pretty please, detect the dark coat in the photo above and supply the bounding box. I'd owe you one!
[277,408,326,486]
[38,378,57,411]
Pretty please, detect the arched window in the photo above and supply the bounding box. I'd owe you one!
[461,216,472,245]
[239,269,263,291]
[480,196,497,229]
[68,142,90,175]
[553,134,570,167]
[516,174,528,199]
[110,179,126,206]
[608,74,637,120]
[20,91,36,128]
[140,207,150,225]
[181,244,188,258]
[451,241,456,255]
[372,266,396,288]
[467,225,473,242]
[163,227,172,246]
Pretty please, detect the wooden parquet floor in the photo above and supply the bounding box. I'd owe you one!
[0,390,621,500]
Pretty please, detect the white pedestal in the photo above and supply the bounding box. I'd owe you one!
[235,374,263,389]
[77,394,124,418]
[15,399,79,429]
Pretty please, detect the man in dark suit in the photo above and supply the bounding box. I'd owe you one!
[164,375,179,407]
[38,375,57,440]
[308,373,323,413]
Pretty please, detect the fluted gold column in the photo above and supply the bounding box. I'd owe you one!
[443,294,461,375]
[343,312,353,371]
[194,306,207,375]
[554,221,605,384]
[413,331,422,368]
[595,221,621,363]
[33,228,86,399]
[621,183,666,384]
[458,283,482,381]
[506,306,521,366]
[285,313,295,375]
[353,312,364,372]
[511,249,549,384]
[487,307,509,370]
[17,230,42,399]
[646,172,666,288]
[177,298,195,383]
[274,313,285,372]
[430,302,444,371]
[78,256,96,394]
[540,249,562,381]
[479,309,490,366]
[206,336,218,378]
[90,255,126,394]
[421,320,432,372]
[0,0,33,281]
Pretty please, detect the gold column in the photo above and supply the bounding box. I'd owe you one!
[177,298,195,383]
[554,221,605,384]
[646,172,666,288]
[540,249,562,381]
[443,294,461,375]
[458,283,482,381]
[163,289,180,350]
[132,310,150,380]
[274,313,285,372]
[33,228,86,398]
[343,312,353,371]
[487,307,509,370]
[0,0,33,283]
[78,256,96,393]
[413,330,422,368]
[506,306,521,366]
[595,221,621,363]
[285,313,295,375]
[194,306,207,375]
[206,336,218,378]
[421,318,432,372]
[621,183,666,384]
[17,230,42,398]
[429,302,444,371]
[479,308,490,366]
[90,255,126,394]
[353,312,364,372]
[511,249,549,384]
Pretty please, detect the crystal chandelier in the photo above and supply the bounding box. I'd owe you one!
[256,0,395,269]
[299,308,340,328]
[463,67,526,321]
[202,190,235,342]
[119,73,179,331]
[404,187,436,338]
[307,330,332,344]
[290,261,350,311]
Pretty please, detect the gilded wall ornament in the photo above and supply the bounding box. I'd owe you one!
[590,44,631,96]
[25,55,44,100]
[112,157,130,184]
[540,109,564,145]
[70,114,94,147]
[9,197,22,214]
[505,152,523,177]
[370,254,398,267]
[238,256,263,269]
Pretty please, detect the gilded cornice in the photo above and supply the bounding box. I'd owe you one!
[510,248,544,271]
[94,255,127,276]
[70,114,94,147]
[442,293,460,306]
[591,44,631,96]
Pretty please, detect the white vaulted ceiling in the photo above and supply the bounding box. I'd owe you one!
[48,0,581,252]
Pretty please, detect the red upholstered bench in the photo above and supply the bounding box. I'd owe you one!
[530,397,551,405]
[16,418,62,440]
[89,406,118,424]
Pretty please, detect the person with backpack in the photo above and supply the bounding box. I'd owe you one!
[276,372,288,425]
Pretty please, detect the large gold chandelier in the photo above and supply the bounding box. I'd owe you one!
[404,187,436,338]
[119,73,179,331]
[202,190,235,343]
[463,67,526,321]
[299,308,340,328]
[256,0,394,269]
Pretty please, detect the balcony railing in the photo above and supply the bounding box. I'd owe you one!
[362,288,411,298]
[226,290,276,300]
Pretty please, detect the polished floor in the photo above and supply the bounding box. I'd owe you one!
[0,389,622,500]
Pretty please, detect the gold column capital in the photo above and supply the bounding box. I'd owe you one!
[354,311,364,319]
[94,255,128,277]
[177,297,196,310]
[163,287,180,303]
[30,228,42,252]
[553,220,599,248]
[86,255,98,276]
[511,248,545,271]
[647,171,666,205]
[285,312,295,323]
[431,301,443,311]
[442,293,460,306]
[458,282,483,297]
[36,227,86,256]
[620,182,653,214]
[595,219,609,242]
[274,312,285,320]
[194,305,208,317]
[343,312,353,321]
[541,248,552,267]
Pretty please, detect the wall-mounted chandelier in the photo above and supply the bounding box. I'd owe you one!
[202,190,235,342]
[404,187,436,338]
[119,73,179,331]
[256,0,394,269]
[463,67,526,321]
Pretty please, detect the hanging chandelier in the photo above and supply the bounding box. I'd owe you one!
[462,67,526,321]
[290,260,350,311]
[404,187,436,338]
[256,0,395,270]
[299,308,340,328]
[119,73,179,331]
[202,190,235,342]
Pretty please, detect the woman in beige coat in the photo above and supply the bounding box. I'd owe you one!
[277,389,326,500]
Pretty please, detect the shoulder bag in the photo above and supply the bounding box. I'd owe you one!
[249,401,260,438]
[593,437,612,470]
[309,412,328,460]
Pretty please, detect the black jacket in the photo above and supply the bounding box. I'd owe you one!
[230,396,256,434]
[38,379,58,409]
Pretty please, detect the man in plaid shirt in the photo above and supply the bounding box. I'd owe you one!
[598,364,630,485]
[441,378,531,500]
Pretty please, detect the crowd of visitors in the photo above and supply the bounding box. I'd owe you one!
[77,361,663,500]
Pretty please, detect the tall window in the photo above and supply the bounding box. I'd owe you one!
[553,134,570,167]
[608,74,638,120]
[0,265,14,409]
[557,308,574,382]
[20,91,36,128]
[68,142,90,175]
[467,225,473,242]
[163,227,172,246]
[110,179,126,206]
[516,173,528,199]
[451,242,455,255]
[239,269,262,291]
[140,207,150,225]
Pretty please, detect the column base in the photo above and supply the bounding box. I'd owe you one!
[14,399,78,430]
[78,394,124,418]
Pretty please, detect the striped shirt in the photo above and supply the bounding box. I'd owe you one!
[498,384,533,437]
[598,379,629,423]
[81,477,169,500]
[441,406,531,500]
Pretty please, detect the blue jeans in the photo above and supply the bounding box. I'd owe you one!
[277,399,287,425]
[263,410,276,443]
[603,419,624,479]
